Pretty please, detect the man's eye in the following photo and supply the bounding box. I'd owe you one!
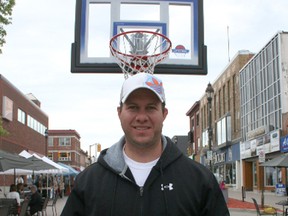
[127,105,137,110]
[147,106,157,110]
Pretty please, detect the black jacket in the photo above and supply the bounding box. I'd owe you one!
[29,191,42,215]
[61,136,229,216]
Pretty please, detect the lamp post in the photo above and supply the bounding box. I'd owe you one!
[44,129,48,156]
[89,143,100,162]
[205,83,214,172]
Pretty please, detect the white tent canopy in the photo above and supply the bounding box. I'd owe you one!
[19,150,69,174]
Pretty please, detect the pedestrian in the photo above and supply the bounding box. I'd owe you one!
[6,184,21,214]
[53,175,59,198]
[15,175,24,184]
[17,182,24,198]
[28,185,43,215]
[7,184,21,206]
[61,73,230,216]
[59,176,65,198]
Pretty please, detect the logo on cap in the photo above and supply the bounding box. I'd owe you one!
[145,77,163,97]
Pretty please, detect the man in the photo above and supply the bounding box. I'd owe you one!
[15,175,24,184]
[61,73,229,216]
[28,185,43,215]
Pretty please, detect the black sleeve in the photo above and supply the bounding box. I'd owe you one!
[200,174,230,216]
[61,184,85,216]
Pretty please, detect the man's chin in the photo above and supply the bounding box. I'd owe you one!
[131,137,152,147]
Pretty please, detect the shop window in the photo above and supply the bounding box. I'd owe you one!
[225,163,236,185]
[265,167,277,186]
[58,152,71,161]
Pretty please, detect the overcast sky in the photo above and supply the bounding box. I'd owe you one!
[1,0,288,155]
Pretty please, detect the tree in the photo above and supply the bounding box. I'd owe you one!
[0,117,9,136]
[0,0,16,54]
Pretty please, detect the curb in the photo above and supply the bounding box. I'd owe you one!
[229,208,256,212]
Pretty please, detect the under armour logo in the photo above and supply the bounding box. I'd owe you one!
[161,183,174,191]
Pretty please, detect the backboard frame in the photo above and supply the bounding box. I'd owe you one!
[71,0,207,75]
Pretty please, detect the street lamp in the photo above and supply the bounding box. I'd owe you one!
[89,143,101,162]
[205,83,214,171]
[44,129,48,156]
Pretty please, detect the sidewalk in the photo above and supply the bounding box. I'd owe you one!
[48,196,67,216]
[228,187,288,215]
[54,188,288,215]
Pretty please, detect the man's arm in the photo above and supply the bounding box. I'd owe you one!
[61,188,85,216]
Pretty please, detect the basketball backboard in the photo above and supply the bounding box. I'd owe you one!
[71,0,207,75]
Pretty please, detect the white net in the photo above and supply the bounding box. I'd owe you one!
[110,31,172,79]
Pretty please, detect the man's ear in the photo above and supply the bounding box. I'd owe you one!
[117,106,121,117]
[163,108,168,120]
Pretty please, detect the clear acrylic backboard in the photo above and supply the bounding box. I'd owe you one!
[71,0,207,75]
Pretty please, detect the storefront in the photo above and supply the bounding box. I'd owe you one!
[213,143,240,187]
[240,130,281,191]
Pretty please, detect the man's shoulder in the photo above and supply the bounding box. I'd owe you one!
[76,162,107,180]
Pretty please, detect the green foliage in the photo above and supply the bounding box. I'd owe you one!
[0,118,9,136]
[0,0,16,54]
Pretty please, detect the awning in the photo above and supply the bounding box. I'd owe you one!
[57,162,80,176]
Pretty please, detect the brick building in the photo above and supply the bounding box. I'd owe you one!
[186,31,288,192]
[0,74,48,186]
[186,50,254,187]
[47,129,85,171]
[0,74,48,155]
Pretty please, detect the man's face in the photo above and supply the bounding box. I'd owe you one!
[118,88,168,149]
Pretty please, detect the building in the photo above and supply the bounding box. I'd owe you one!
[239,31,288,191]
[47,129,85,171]
[0,74,48,155]
[186,50,254,188]
[186,101,200,161]
[79,149,90,170]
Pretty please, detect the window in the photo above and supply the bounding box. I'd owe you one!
[253,162,257,187]
[47,152,53,160]
[17,109,26,124]
[191,117,194,128]
[27,115,47,135]
[58,152,71,161]
[59,137,71,146]
[239,34,281,140]
[216,116,231,145]
[48,137,53,146]
[265,167,276,186]
[225,163,234,184]
[2,96,13,121]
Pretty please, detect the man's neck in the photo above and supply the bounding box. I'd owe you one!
[123,141,163,163]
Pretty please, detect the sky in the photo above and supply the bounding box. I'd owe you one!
[1,0,288,155]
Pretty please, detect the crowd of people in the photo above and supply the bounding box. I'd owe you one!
[34,174,66,198]
[5,174,67,215]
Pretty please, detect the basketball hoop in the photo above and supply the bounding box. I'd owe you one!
[109,30,172,79]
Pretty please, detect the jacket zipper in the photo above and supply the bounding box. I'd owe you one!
[139,186,144,216]
[140,187,144,196]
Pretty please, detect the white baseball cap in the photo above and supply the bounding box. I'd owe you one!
[120,73,165,103]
